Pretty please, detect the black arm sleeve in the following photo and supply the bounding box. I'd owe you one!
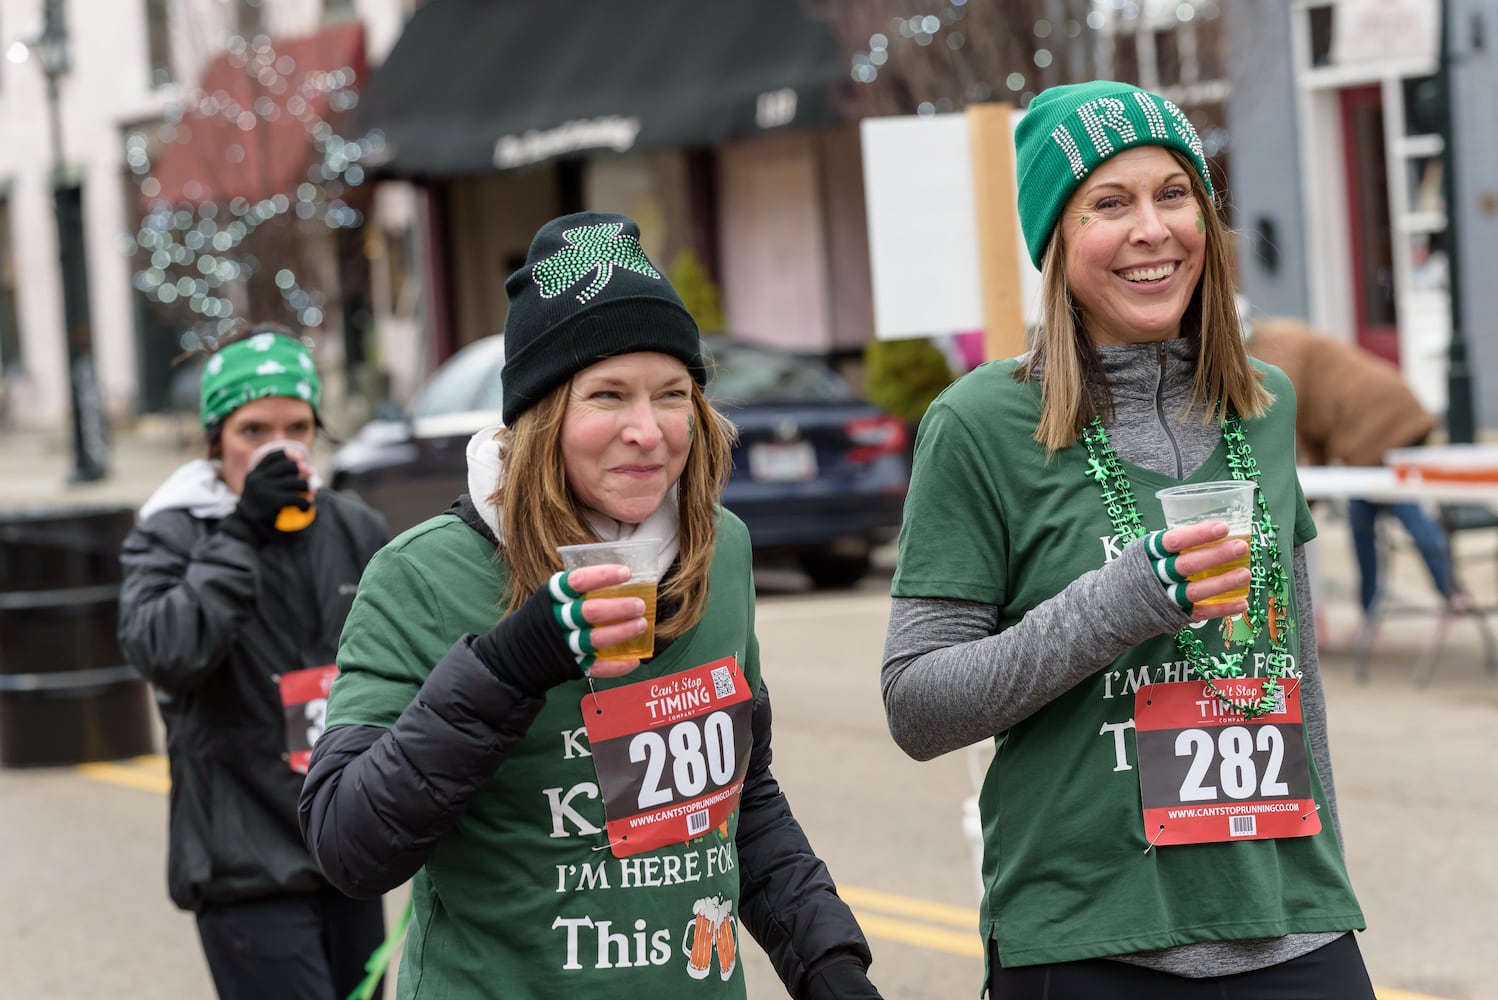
[734,680,879,1000]
[299,634,549,898]
[117,513,261,695]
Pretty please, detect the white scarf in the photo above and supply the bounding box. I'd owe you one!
[465,424,682,578]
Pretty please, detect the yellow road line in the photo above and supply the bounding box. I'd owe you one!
[850,910,984,958]
[843,888,1450,1000]
[843,885,982,958]
[840,884,978,928]
[76,755,170,795]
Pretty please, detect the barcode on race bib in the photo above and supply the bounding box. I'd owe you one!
[687,808,711,837]
[1230,815,1258,837]
[711,665,736,699]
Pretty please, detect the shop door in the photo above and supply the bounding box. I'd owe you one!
[1339,85,1400,364]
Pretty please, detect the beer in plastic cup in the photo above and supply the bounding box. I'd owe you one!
[556,537,662,659]
[248,439,317,532]
[1154,480,1256,607]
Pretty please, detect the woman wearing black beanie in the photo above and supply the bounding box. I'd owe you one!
[301,213,884,1000]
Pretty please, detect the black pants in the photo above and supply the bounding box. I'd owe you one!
[988,933,1375,1000]
[196,887,387,1000]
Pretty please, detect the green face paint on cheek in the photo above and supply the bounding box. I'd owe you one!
[688,414,696,440]
[1079,215,1091,226]
[1196,211,1205,233]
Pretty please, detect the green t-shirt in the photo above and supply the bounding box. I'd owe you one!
[893,359,1365,967]
[328,509,761,999]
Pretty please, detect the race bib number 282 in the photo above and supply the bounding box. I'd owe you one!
[1134,679,1321,846]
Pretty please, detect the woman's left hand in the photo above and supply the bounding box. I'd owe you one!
[1146,521,1251,622]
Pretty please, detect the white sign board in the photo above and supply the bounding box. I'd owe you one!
[1331,0,1439,66]
[860,111,1040,341]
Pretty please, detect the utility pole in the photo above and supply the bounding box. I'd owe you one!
[1438,0,1475,443]
[34,0,109,483]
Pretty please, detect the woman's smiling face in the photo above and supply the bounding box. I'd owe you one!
[560,352,694,525]
[1060,145,1207,346]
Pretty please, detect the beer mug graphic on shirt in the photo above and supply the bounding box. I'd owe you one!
[683,896,736,980]
[713,898,738,981]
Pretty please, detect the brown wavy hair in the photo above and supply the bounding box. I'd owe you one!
[489,376,736,639]
[1016,148,1271,451]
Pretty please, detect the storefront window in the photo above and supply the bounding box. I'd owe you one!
[1309,4,1335,67]
[0,195,21,375]
[1343,90,1399,333]
[1406,153,1444,216]
[1113,32,1139,83]
[144,0,172,88]
[1402,74,1442,136]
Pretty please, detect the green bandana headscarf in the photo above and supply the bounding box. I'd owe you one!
[199,331,322,428]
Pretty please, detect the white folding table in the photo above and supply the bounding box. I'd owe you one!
[1295,465,1498,683]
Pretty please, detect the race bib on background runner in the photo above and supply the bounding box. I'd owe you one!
[279,664,337,774]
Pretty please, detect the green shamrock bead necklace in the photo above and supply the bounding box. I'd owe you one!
[1081,414,1294,718]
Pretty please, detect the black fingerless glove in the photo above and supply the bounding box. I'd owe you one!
[468,585,581,698]
[218,450,309,546]
[804,956,884,1000]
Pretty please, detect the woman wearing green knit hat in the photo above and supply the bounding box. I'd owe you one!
[883,81,1372,997]
[118,322,391,999]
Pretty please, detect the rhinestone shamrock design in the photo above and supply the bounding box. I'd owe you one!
[532,222,662,304]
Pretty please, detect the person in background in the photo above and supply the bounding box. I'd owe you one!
[882,81,1371,998]
[299,212,883,999]
[1243,315,1466,629]
[118,323,390,1000]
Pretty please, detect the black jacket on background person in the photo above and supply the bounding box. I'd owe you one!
[119,486,387,912]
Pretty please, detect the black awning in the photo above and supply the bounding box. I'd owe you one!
[358,0,851,177]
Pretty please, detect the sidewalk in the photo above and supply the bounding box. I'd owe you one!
[0,419,201,515]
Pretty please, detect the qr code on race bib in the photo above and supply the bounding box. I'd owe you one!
[711,665,736,699]
[1272,687,1287,714]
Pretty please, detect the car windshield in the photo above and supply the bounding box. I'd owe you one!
[413,338,506,418]
[705,340,852,404]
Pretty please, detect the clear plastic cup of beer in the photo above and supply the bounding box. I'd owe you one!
[1154,480,1256,607]
[556,537,663,659]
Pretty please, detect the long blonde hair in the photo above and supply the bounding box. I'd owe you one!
[492,376,736,640]
[1016,149,1270,451]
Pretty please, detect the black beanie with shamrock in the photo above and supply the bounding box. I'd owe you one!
[500,212,707,425]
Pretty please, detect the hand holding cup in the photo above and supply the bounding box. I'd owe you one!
[1156,521,1251,621]
[556,538,663,679]
[1155,480,1256,620]
[558,564,652,679]
[247,439,317,532]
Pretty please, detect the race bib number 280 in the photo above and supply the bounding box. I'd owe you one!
[1134,679,1321,846]
[584,657,754,858]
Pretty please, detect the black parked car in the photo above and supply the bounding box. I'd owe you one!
[331,335,910,588]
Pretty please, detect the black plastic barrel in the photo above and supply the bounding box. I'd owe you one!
[0,506,156,767]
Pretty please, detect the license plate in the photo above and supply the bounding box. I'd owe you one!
[748,441,816,481]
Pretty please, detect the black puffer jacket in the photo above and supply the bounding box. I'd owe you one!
[118,487,387,911]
